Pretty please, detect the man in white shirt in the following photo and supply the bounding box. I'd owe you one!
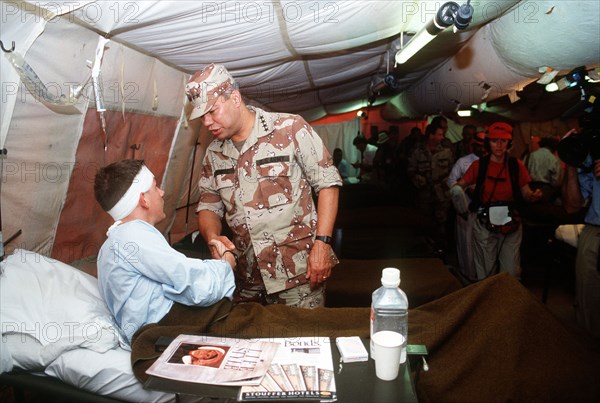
[524,136,563,203]
[448,131,485,280]
[352,135,377,183]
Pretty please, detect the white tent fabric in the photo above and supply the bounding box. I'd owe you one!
[385,1,600,119]
[1,7,186,256]
[0,5,46,149]
[1,0,599,259]
[1,17,95,256]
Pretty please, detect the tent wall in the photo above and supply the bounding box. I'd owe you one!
[2,9,191,261]
[2,15,95,257]
[51,109,178,261]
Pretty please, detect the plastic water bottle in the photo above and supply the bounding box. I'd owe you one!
[370,267,409,363]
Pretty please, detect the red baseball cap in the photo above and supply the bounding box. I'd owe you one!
[487,122,513,139]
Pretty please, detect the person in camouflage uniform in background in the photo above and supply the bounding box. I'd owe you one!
[185,64,342,308]
[407,123,454,255]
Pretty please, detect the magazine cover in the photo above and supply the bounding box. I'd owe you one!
[239,337,337,401]
[145,334,280,386]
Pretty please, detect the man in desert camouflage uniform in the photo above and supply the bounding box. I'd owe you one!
[185,64,342,308]
[407,123,454,255]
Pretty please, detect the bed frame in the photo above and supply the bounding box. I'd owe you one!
[0,371,122,403]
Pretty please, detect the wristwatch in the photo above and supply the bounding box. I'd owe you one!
[315,235,333,245]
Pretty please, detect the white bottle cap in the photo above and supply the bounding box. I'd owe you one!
[381,267,400,287]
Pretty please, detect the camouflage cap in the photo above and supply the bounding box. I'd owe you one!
[487,122,513,139]
[185,64,236,120]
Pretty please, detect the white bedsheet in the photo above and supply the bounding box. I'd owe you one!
[0,249,175,401]
[45,346,175,402]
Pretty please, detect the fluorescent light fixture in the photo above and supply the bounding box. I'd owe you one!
[545,77,568,92]
[472,102,487,112]
[545,82,559,92]
[395,28,438,64]
[395,1,473,65]
[457,109,472,117]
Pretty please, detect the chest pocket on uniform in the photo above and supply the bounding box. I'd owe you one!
[256,156,293,208]
[214,168,236,193]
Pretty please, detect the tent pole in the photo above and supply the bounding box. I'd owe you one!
[185,141,201,235]
[0,148,6,260]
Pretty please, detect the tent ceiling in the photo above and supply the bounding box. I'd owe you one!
[19,0,600,121]
[1,0,599,261]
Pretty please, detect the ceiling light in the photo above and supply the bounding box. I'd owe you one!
[457,109,472,117]
[471,103,487,112]
[395,1,473,65]
[545,82,559,92]
[545,77,568,92]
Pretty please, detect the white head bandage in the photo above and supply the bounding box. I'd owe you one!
[107,165,154,220]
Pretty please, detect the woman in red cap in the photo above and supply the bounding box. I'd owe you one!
[450,122,542,281]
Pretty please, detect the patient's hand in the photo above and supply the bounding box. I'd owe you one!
[208,238,231,258]
[208,238,237,269]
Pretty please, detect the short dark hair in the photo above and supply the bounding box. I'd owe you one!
[462,124,476,133]
[94,160,145,212]
[430,116,447,130]
[538,136,559,152]
[410,127,422,136]
[353,136,368,146]
[424,124,438,139]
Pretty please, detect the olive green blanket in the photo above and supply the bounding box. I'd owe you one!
[132,274,600,402]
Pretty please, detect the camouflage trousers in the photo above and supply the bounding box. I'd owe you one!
[235,283,325,309]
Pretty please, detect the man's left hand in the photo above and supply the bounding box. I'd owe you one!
[306,240,338,290]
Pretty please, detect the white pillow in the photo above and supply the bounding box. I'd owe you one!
[2,333,44,371]
[0,249,121,369]
[0,335,13,373]
[45,346,175,403]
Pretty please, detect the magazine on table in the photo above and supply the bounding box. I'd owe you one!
[145,334,280,386]
[238,337,337,401]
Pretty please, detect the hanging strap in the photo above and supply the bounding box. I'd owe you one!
[471,155,522,210]
[470,154,490,211]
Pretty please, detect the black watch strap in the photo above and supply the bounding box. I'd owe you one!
[315,235,333,245]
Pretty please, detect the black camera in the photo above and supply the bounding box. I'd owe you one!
[557,102,600,168]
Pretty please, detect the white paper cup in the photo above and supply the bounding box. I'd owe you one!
[372,331,405,381]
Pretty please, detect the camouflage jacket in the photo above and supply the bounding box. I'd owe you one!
[407,143,454,202]
[197,106,342,295]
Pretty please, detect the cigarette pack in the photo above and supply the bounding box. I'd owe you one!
[336,336,369,363]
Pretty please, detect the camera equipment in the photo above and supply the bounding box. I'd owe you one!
[557,100,600,168]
